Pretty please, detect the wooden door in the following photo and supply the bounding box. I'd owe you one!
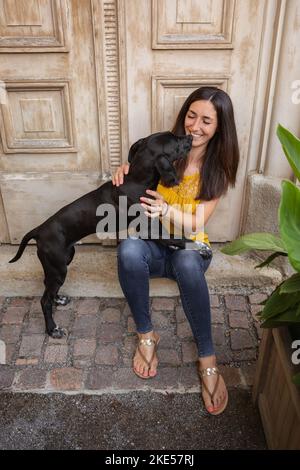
[0,0,127,243]
[124,0,267,240]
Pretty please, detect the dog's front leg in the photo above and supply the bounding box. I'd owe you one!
[154,155,179,187]
[41,290,66,338]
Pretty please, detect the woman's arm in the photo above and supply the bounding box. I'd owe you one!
[140,189,220,237]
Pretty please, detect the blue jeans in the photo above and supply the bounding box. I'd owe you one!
[117,238,215,357]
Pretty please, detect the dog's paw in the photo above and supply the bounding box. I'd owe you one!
[54,295,71,306]
[160,176,179,187]
[49,326,67,339]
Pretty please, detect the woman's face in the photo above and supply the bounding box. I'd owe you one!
[184,99,218,149]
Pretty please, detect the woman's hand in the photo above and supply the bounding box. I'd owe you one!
[112,163,130,186]
[140,189,169,218]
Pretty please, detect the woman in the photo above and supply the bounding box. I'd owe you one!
[112,86,239,415]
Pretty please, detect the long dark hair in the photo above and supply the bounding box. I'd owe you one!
[172,86,239,200]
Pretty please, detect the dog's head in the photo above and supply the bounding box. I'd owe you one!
[128,132,192,163]
[143,131,193,161]
[128,131,193,187]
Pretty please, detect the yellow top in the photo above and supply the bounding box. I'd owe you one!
[157,173,210,245]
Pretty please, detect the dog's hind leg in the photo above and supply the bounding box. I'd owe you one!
[66,245,75,265]
[54,246,75,307]
[41,268,68,338]
[38,249,68,338]
[53,294,70,306]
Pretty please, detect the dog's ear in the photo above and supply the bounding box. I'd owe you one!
[128,138,145,163]
[155,154,179,187]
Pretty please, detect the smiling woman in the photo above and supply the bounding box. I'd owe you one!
[185,101,218,148]
[172,86,240,201]
[113,86,240,416]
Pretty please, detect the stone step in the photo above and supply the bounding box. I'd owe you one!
[0,243,282,297]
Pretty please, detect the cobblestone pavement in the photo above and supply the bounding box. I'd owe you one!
[0,291,268,393]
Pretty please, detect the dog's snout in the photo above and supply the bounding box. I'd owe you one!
[185,135,193,148]
[178,135,192,154]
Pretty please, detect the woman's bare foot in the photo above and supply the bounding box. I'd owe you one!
[133,331,160,379]
[198,355,228,414]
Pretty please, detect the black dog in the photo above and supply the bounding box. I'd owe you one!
[9,132,192,338]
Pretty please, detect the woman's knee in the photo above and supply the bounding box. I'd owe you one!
[171,250,206,277]
[117,238,149,269]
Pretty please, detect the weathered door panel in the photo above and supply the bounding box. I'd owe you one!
[0,0,127,243]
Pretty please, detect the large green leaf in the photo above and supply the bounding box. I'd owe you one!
[280,273,300,293]
[279,180,300,272]
[261,303,300,327]
[260,283,300,320]
[277,124,300,181]
[221,233,287,255]
[269,304,300,323]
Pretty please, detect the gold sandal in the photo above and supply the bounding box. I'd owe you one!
[199,366,228,415]
[133,335,160,379]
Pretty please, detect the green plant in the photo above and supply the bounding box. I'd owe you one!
[221,124,300,385]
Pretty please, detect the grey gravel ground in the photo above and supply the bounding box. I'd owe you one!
[0,389,266,450]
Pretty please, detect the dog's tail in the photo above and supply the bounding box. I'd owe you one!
[9,228,38,263]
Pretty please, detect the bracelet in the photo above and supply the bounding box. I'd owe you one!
[161,202,169,217]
